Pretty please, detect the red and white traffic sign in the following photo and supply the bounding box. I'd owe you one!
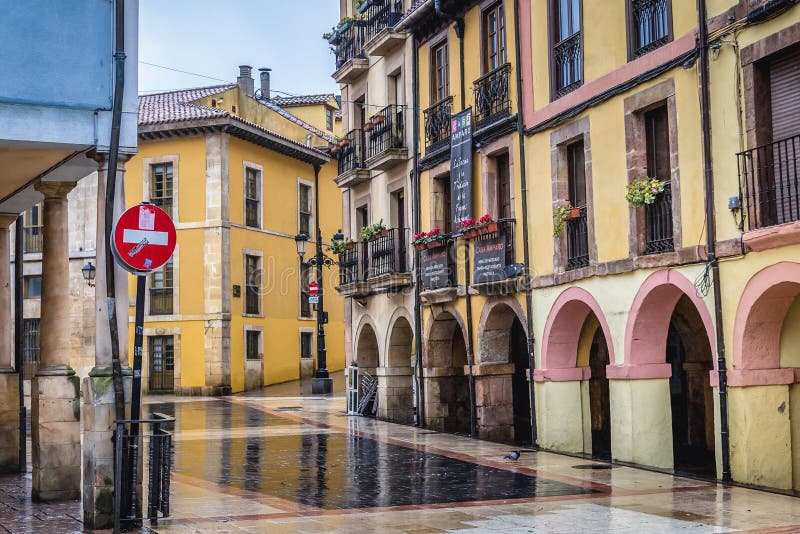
[111,203,177,274]
[308,281,319,296]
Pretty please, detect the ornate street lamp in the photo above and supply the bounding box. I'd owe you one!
[82,261,96,287]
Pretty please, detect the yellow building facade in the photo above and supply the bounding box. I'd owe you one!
[126,66,345,395]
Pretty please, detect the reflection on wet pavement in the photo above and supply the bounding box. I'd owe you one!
[149,400,593,510]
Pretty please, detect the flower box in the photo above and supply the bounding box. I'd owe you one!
[567,207,581,220]
[414,243,427,252]
[426,240,445,249]
[480,222,499,235]
[363,122,374,132]
[340,138,351,147]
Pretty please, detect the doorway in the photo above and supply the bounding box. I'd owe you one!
[588,328,611,460]
[149,335,175,392]
[511,318,531,445]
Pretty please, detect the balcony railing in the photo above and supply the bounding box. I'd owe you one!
[362,0,404,44]
[474,218,516,267]
[420,239,457,291]
[631,0,670,57]
[738,134,800,231]
[424,96,453,153]
[367,228,409,279]
[473,63,511,131]
[366,105,405,160]
[644,181,674,254]
[333,21,369,71]
[566,206,590,270]
[23,227,43,254]
[338,243,363,286]
[149,288,174,315]
[553,33,582,98]
[337,128,366,176]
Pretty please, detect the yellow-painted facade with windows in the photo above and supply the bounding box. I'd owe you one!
[125,69,344,394]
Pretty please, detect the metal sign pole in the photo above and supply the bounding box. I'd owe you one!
[126,274,146,519]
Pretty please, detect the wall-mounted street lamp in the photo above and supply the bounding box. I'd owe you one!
[81,261,96,287]
[294,228,344,394]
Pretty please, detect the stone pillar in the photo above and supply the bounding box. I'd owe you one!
[0,216,20,473]
[31,181,80,501]
[83,155,133,528]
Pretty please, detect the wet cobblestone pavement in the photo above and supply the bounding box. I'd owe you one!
[3,378,800,532]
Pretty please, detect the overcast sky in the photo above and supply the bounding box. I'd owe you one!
[138,0,340,96]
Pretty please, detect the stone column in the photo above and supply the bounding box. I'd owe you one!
[83,155,132,528]
[31,181,79,501]
[0,216,20,473]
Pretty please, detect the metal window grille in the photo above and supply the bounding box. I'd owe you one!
[631,0,670,57]
[148,336,174,392]
[246,330,260,360]
[566,207,590,270]
[22,318,40,380]
[644,181,675,254]
[245,168,260,228]
[474,63,511,131]
[423,96,453,153]
[151,163,173,218]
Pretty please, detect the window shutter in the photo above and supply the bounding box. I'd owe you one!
[770,46,800,142]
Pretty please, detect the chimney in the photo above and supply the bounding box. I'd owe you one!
[237,65,254,97]
[259,68,272,100]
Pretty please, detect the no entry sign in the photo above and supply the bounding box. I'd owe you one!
[309,281,319,296]
[111,203,176,274]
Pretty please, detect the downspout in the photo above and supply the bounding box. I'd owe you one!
[697,0,731,482]
[14,216,25,473]
[513,0,538,447]
[437,0,475,437]
[106,0,127,424]
[411,33,426,428]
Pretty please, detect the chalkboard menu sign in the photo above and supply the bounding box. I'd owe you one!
[420,246,451,290]
[450,108,473,231]
[473,236,506,284]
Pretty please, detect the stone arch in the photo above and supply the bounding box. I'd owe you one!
[537,287,615,381]
[613,269,716,379]
[730,262,800,385]
[424,306,469,368]
[477,297,527,365]
[354,316,380,371]
[384,307,415,368]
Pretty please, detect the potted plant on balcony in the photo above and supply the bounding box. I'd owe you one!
[626,176,666,207]
[340,137,351,148]
[363,121,374,133]
[412,232,428,252]
[427,228,447,249]
[552,203,575,238]
[371,112,386,125]
[328,237,354,255]
[477,214,498,235]
[460,218,479,239]
[360,220,388,241]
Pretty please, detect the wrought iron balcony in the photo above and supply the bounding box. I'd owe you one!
[332,20,369,71]
[553,33,582,99]
[361,0,404,45]
[149,288,173,315]
[366,228,409,279]
[473,63,511,131]
[566,206,589,270]
[23,227,43,254]
[644,181,674,254]
[423,96,453,154]
[337,128,367,176]
[738,133,800,231]
[475,218,516,266]
[366,105,405,162]
[338,242,364,287]
[631,0,670,57]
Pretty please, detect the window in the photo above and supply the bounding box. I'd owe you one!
[149,258,174,315]
[24,275,41,299]
[245,167,260,228]
[300,332,313,359]
[483,3,507,72]
[22,318,40,380]
[629,0,671,58]
[434,175,452,234]
[298,183,312,236]
[566,141,589,270]
[326,106,334,131]
[300,261,312,318]
[23,203,43,254]
[245,255,261,315]
[643,105,674,254]
[151,163,173,218]
[246,330,261,360]
[148,335,174,392]
[496,154,514,264]
[432,40,450,103]
[551,0,583,99]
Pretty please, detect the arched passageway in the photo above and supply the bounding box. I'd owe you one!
[355,322,380,415]
[587,327,611,460]
[424,311,470,434]
[380,316,414,424]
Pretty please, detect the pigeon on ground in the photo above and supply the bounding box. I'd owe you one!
[504,450,520,461]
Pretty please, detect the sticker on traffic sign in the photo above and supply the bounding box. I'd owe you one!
[111,203,176,274]
[309,281,319,296]
[309,295,320,304]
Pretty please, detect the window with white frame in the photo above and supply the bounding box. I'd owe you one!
[298,183,312,236]
[245,167,261,228]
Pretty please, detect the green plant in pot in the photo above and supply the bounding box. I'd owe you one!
[359,219,387,241]
[626,176,666,207]
[328,237,354,255]
[552,203,574,238]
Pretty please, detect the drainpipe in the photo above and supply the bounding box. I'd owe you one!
[697,0,731,482]
[411,34,426,428]
[513,0,538,447]
[436,0,475,437]
[105,0,127,425]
